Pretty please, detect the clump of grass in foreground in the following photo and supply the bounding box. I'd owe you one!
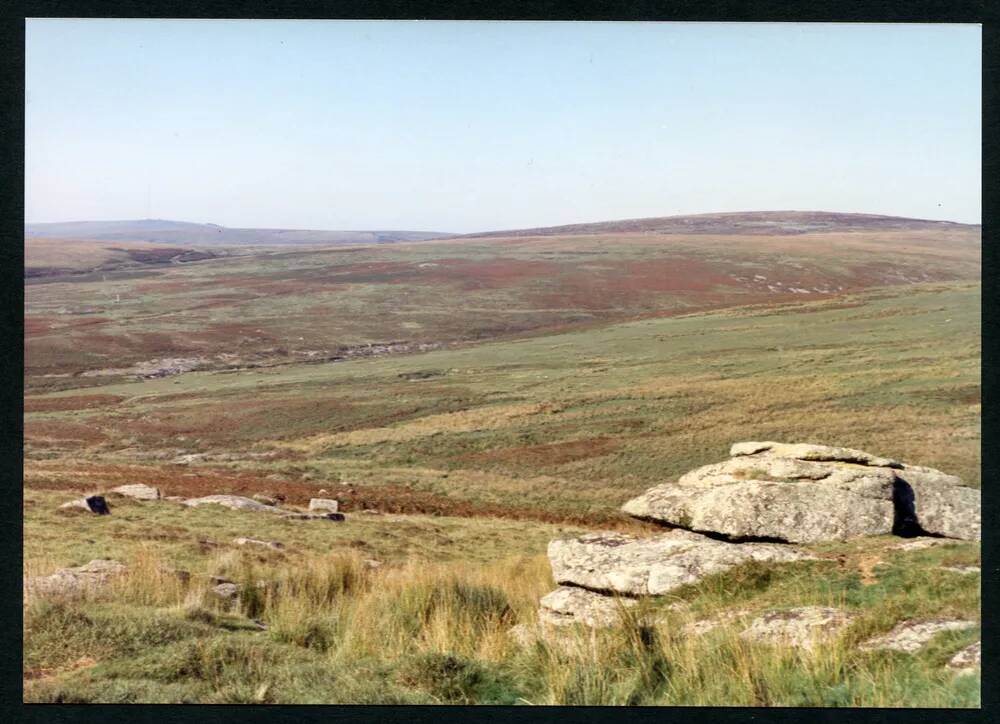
[23,543,979,706]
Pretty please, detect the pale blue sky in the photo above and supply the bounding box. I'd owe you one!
[25,20,981,232]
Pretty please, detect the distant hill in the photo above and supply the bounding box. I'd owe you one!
[457,211,979,239]
[24,219,451,246]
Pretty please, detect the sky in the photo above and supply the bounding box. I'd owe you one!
[25,20,981,232]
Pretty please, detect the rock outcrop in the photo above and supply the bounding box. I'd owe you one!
[538,586,637,627]
[621,442,980,543]
[523,440,981,656]
[739,607,859,651]
[548,529,816,597]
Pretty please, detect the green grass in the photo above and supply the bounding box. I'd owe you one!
[26,282,981,526]
[22,273,980,705]
[23,525,980,705]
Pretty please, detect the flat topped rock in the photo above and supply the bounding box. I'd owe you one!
[730,441,902,468]
[308,498,339,513]
[548,530,816,597]
[740,607,859,651]
[24,559,127,597]
[623,442,980,543]
[111,484,160,500]
[860,619,977,653]
[233,537,285,550]
[623,475,895,544]
[538,586,637,628]
[182,495,282,514]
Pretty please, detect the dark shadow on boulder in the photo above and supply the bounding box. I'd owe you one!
[891,478,940,538]
[85,495,110,515]
[639,519,789,544]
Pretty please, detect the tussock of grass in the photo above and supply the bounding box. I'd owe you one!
[22,541,980,706]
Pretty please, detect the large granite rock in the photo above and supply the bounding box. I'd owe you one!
[621,442,980,542]
[548,529,816,597]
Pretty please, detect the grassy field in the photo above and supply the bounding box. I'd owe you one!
[23,492,980,705]
[25,228,979,393]
[26,281,981,522]
[22,232,980,704]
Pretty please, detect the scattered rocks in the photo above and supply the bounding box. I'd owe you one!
[59,495,111,515]
[859,619,977,653]
[947,641,981,674]
[110,484,160,500]
[24,559,126,597]
[233,537,285,551]
[308,498,339,513]
[740,607,859,651]
[548,529,816,597]
[182,495,283,514]
[538,586,638,628]
[621,442,980,543]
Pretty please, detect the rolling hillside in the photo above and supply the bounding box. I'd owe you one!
[24,219,451,246]
[457,211,979,239]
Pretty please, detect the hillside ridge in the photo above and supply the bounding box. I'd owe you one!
[24,219,452,246]
[457,210,979,239]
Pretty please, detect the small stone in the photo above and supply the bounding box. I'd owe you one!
[211,582,241,600]
[309,498,339,513]
[859,619,978,653]
[233,537,284,551]
[183,495,282,514]
[887,537,956,551]
[111,484,160,500]
[283,511,345,522]
[947,641,981,674]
